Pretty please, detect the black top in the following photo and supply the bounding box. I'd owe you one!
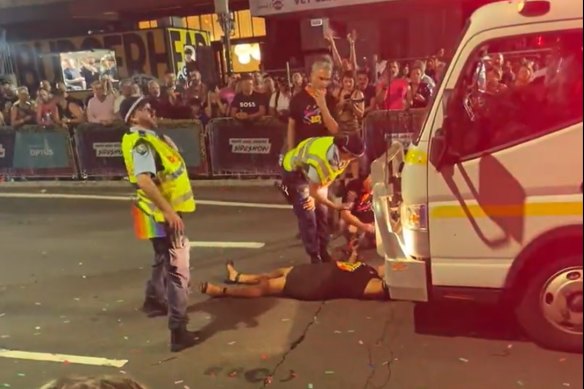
[342,179,374,224]
[329,262,381,299]
[231,92,264,115]
[289,89,337,145]
[362,85,376,108]
[282,261,383,301]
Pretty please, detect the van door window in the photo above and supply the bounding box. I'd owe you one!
[445,29,583,158]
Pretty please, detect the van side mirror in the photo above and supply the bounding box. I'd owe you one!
[430,123,458,170]
[429,128,448,169]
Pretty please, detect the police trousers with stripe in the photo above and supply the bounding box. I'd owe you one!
[282,169,330,260]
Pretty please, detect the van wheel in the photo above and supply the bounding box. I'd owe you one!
[515,255,582,352]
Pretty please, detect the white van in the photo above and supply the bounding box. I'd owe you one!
[372,0,583,352]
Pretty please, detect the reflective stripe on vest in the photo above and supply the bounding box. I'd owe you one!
[134,190,195,218]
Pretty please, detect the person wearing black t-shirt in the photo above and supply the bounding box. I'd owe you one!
[287,57,339,150]
[340,159,376,260]
[230,73,266,121]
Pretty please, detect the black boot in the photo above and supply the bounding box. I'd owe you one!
[310,255,323,264]
[320,250,334,263]
[170,326,199,352]
[141,299,168,318]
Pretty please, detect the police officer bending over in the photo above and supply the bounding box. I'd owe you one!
[281,134,365,264]
[120,97,198,352]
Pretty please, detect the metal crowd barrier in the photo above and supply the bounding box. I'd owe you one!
[0,111,426,181]
[206,116,286,177]
[73,120,208,179]
[0,125,77,179]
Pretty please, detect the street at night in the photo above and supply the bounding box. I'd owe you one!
[0,185,581,389]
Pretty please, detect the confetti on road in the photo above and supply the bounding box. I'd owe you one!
[0,335,10,339]
[559,358,567,362]
[281,318,291,322]
[458,358,469,363]
[307,384,314,389]
[227,341,236,346]
[324,370,335,375]
[0,313,5,318]
[152,356,178,366]
[260,354,268,360]
[358,340,364,345]
[34,302,42,306]
[119,371,127,375]
[2,383,11,387]
[34,326,41,330]
[516,380,525,387]
[563,384,571,387]
[347,330,355,333]
[174,380,184,384]
[16,373,25,377]
[264,376,273,385]
[73,298,80,302]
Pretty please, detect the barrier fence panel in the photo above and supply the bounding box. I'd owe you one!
[363,109,428,162]
[207,117,286,177]
[156,119,208,176]
[0,125,77,178]
[74,123,127,178]
[73,120,209,179]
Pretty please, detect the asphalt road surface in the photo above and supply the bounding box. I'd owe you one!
[0,186,582,389]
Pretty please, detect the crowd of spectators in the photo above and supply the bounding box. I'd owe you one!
[1,28,561,136]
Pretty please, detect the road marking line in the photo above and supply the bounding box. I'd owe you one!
[0,192,292,210]
[190,241,265,249]
[0,349,128,368]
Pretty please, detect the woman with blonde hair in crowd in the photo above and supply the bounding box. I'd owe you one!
[40,375,147,389]
[10,86,36,128]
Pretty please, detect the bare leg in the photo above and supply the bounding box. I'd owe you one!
[203,277,287,298]
[226,261,292,285]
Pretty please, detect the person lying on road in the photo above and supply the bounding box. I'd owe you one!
[199,260,389,301]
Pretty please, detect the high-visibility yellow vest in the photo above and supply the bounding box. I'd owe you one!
[121,129,195,222]
[282,136,347,186]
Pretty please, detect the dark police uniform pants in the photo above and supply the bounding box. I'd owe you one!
[146,232,191,330]
[282,169,329,261]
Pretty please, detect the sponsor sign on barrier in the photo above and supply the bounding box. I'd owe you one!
[208,117,285,176]
[74,124,126,178]
[74,121,208,178]
[363,109,428,161]
[0,126,77,178]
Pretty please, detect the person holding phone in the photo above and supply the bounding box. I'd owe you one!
[120,96,199,353]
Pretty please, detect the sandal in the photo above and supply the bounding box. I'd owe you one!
[225,260,241,284]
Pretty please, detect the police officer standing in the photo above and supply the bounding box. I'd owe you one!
[119,96,198,352]
[281,134,365,264]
